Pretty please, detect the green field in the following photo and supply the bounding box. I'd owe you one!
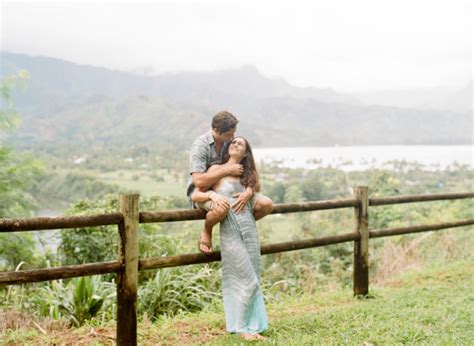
[90,169,187,197]
[166,260,474,345]
[2,259,472,344]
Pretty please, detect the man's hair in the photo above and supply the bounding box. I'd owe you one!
[212,111,239,134]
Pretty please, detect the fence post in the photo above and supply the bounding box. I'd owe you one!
[117,194,139,345]
[353,186,369,296]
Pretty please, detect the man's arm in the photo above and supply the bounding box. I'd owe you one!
[191,187,231,209]
[192,163,243,191]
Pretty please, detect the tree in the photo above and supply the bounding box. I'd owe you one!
[368,170,402,229]
[0,71,28,130]
[0,70,42,217]
[59,194,180,266]
[0,71,44,270]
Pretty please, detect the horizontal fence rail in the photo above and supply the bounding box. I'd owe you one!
[0,213,123,232]
[3,217,472,287]
[0,198,360,232]
[270,198,359,214]
[0,188,473,345]
[139,198,359,223]
[140,208,206,223]
[2,193,472,232]
[369,218,474,238]
[139,232,361,271]
[0,198,358,231]
[0,261,121,286]
[369,192,474,206]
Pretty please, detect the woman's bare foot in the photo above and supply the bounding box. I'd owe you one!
[198,230,213,255]
[241,333,266,340]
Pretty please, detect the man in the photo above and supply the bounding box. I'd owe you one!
[187,110,273,255]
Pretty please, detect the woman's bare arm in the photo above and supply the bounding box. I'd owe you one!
[192,163,243,191]
[191,166,231,209]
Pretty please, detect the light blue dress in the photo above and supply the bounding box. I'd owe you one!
[216,180,268,334]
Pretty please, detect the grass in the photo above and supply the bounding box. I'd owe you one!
[94,168,186,197]
[1,259,472,345]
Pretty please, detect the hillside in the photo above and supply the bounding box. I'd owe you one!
[354,83,472,114]
[1,52,472,149]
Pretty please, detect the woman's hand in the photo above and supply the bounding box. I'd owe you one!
[209,191,230,210]
[232,188,253,213]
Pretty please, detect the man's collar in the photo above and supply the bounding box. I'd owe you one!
[205,129,215,145]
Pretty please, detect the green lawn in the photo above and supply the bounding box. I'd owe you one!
[89,168,186,197]
[157,259,474,345]
[2,259,472,345]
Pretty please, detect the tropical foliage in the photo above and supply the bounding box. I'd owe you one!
[33,276,116,326]
[0,72,44,271]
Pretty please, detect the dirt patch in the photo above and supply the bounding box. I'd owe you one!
[1,311,226,346]
[34,327,116,345]
[1,310,69,336]
[139,318,227,345]
[384,279,404,288]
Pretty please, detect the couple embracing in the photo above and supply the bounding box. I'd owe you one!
[186,111,273,340]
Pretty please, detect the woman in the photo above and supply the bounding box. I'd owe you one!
[192,136,268,340]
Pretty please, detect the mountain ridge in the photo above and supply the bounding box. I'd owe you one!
[1,52,471,149]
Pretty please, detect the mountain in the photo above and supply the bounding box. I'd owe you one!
[353,83,472,114]
[1,52,357,108]
[426,83,472,114]
[1,52,472,150]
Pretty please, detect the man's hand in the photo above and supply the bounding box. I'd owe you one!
[209,191,230,210]
[226,163,244,177]
[231,189,253,213]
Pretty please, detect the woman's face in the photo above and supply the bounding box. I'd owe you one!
[228,137,247,160]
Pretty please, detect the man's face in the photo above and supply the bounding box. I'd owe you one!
[214,128,236,143]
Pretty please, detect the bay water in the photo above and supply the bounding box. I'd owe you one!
[253,145,473,171]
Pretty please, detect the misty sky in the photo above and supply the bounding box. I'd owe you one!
[1,0,472,92]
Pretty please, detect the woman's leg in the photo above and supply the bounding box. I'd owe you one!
[221,211,268,334]
[199,203,229,254]
[253,194,273,221]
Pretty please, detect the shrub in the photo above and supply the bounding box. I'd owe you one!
[138,264,221,319]
[34,276,115,327]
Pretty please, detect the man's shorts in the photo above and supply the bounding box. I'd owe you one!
[195,192,266,212]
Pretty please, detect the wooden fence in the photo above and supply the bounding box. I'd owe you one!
[0,188,473,345]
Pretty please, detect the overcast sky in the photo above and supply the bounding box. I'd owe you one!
[1,0,472,92]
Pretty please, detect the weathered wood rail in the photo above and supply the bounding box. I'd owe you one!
[0,188,473,345]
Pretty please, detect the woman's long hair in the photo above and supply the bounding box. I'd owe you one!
[222,137,261,192]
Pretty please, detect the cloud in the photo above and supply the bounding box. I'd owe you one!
[1,0,471,91]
